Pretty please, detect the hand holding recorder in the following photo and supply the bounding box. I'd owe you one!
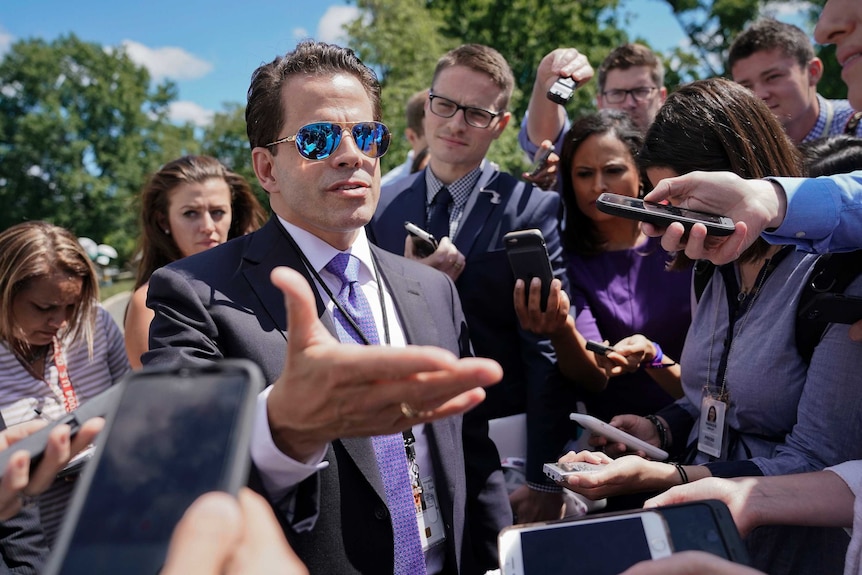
[403,222,466,280]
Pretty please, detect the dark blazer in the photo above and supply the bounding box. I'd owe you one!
[144,218,511,575]
[369,163,577,486]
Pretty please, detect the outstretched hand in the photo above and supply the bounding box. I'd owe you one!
[266,266,502,461]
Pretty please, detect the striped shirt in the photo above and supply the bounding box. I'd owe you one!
[0,305,130,545]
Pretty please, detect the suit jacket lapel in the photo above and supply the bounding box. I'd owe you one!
[241,218,337,339]
[371,246,441,347]
[454,162,512,257]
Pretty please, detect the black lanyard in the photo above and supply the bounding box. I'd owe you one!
[284,232,392,347]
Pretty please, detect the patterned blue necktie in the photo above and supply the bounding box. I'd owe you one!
[324,253,427,575]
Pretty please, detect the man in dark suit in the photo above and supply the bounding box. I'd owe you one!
[143,41,511,574]
[369,44,575,524]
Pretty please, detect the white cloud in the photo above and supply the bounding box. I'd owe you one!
[762,1,815,19]
[121,40,213,82]
[317,6,360,44]
[293,27,310,41]
[168,100,215,127]
[0,27,13,59]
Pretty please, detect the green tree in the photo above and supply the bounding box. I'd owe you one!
[199,102,269,211]
[0,34,196,263]
[346,0,629,175]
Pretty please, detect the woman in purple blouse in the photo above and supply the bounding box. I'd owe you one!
[515,109,692,423]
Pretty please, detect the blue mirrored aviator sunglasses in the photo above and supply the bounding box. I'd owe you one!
[265,121,391,161]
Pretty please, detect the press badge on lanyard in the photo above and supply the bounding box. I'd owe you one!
[404,430,445,551]
[698,388,729,459]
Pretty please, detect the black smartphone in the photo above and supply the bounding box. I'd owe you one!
[585,340,615,356]
[596,192,736,236]
[0,384,125,479]
[547,77,578,105]
[44,360,264,575]
[504,229,555,312]
[526,147,553,178]
[655,500,750,565]
[404,221,439,258]
[798,292,862,324]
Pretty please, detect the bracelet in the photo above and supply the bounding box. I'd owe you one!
[645,414,668,451]
[674,463,689,484]
[644,341,677,369]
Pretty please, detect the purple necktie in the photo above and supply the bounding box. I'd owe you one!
[324,253,427,575]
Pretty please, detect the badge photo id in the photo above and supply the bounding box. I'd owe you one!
[698,395,727,458]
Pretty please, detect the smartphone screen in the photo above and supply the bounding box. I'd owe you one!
[501,512,671,575]
[46,361,262,575]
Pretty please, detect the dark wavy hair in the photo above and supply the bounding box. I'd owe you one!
[134,155,266,289]
[639,77,803,268]
[799,134,862,177]
[245,40,382,152]
[559,109,644,256]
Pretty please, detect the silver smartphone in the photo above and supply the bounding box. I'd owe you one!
[570,413,668,461]
[44,360,264,575]
[499,510,673,575]
[596,192,735,236]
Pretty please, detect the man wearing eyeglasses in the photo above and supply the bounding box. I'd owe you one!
[518,44,667,188]
[370,44,574,526]
[143,40,511,575]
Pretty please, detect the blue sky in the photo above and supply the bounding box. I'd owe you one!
[0,1,807,127]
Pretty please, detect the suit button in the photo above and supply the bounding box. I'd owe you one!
[374,506,389,520]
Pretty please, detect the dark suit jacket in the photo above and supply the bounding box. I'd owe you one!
[369,164,577,486]
[144,218,511,574]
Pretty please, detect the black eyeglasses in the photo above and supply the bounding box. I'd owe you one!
[428,93,501,129]
[264,121,391,161]
[601,87,657,104]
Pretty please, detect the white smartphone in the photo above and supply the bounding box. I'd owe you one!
[499,510,673,575]
[570,413,668,461]
[596,192,735,236]
[543,461,607,482]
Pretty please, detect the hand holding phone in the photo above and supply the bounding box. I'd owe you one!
[596,192,735,236]
[504,229,555,311]
[526,147,553,178]
[570,413,668,460]
[404,221,439,258]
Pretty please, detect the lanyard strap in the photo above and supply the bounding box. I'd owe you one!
[52,337,79,413]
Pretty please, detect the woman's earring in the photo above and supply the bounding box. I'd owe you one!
[164,229,171,235]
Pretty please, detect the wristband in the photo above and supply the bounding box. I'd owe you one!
[674,463,689,484]
[644,341,677,369]
[645,414,668,451]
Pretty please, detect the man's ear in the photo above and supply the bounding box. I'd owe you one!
[658,86,668,104]
[492,112,512,139]
[807,57,824,86]
[252,147,278,194]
